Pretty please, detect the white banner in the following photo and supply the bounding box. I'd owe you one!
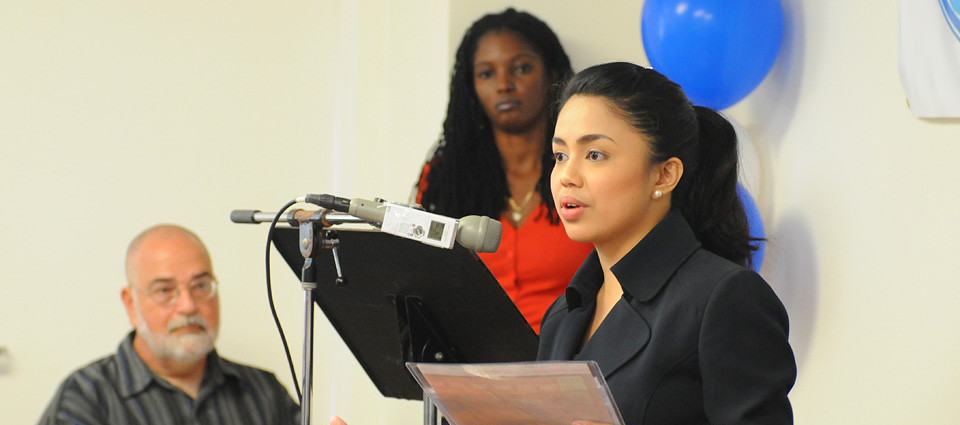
[898,0,960,118]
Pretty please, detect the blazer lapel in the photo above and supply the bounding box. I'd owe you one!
[579,299,651,378]
[543,251,602,360]
[544,304,592,360]
[542,212,700,378]
[612,210,701,303]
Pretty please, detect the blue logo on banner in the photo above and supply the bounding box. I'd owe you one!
[942,0,960,42]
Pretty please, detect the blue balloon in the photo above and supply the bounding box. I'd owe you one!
[942,0,960,42]
[641,0,785,109]
[737,183,765,273]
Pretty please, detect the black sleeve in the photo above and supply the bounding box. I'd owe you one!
[699,269,797,425]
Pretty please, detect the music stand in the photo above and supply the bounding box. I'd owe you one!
[272,226,539,403]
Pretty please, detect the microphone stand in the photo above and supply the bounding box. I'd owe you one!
[293,213,352,425]
[231,207,459,425]
[294,213,437,425]
[298,221,317,425]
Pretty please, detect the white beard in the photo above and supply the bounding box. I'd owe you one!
[133,302,218,364]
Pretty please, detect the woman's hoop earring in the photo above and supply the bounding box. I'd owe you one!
[653,190,663,199]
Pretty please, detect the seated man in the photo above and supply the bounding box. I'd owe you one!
[38,224,300,424]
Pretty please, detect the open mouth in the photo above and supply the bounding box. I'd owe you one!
[557,196,586,220]
[558,195,583,209]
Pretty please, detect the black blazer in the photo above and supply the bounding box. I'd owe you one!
[538,210,796,425]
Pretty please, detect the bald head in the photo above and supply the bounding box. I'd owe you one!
[125,224,210,286]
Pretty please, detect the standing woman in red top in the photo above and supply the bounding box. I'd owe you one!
[415,8,593,333]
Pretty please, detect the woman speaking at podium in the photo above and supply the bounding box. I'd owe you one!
[537,62,797,424]
[414,9,593,334]
[333,63,797,425]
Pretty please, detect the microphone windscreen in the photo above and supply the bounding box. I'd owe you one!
[457,215,502,253]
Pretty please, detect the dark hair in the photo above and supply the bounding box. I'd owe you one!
[419,8,573,223]
[558,62,758,268]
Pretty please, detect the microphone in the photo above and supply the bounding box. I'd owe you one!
[304,194,501,253]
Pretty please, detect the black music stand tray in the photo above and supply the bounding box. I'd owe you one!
[272,227,539,401]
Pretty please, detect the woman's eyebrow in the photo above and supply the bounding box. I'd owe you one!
[552,133,615,145]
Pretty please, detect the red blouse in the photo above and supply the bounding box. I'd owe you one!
[417,166,594,333]
[478,204,594,333]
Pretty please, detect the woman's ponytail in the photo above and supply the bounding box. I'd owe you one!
[678,107,757,268]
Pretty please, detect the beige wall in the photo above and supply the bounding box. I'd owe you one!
[0,1,445,423]
[3,1,960,424]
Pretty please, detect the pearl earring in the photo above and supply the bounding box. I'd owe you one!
[653,190,663,199]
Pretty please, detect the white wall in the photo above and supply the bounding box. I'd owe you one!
[3,1,960,424]
[0,1,446,423]
[452,1,960,424]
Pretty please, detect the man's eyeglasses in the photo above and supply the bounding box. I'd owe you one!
[136,278,218,306]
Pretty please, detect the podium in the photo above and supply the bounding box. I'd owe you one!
[271,226,540,401]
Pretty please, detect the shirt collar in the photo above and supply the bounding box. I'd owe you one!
[115,331,156,397]
[565,209,701,308]
[205,348,241,384]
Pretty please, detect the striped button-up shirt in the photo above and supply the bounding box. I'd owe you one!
[38,332,300,425]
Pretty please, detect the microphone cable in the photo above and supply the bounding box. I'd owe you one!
[264,198,302,401]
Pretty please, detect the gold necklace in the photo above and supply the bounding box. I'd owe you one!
[508,190,535,222]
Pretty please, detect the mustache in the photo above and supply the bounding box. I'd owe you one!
[167,315,208,332]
